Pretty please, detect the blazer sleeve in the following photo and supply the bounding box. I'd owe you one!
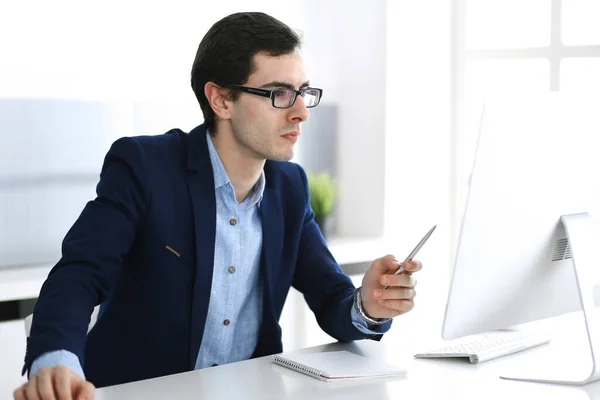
[292,165,385,342]
[23,136,150,375]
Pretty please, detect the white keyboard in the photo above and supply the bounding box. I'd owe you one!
[414,332,552,364]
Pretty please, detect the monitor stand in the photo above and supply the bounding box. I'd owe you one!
[500,213,600,385]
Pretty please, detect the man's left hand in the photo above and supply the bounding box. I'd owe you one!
[360,254,422,319]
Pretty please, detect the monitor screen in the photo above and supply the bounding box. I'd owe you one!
[442,93,600,340]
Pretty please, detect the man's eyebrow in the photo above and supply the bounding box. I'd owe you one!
[259,81,311,90]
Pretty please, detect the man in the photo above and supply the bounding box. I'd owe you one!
[15,11,421,400]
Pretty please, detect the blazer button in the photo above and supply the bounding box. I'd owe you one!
[229,218,237,226]
[223,319,230,326]
[228,266,236,274]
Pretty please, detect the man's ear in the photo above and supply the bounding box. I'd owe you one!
[204,82,233,120]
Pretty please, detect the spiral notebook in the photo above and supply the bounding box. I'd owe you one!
[272,350,406,381]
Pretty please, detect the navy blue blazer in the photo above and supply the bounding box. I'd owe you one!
[24,125,382,387]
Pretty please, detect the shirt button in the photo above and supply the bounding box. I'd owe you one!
[228,266,236,274]
[223,319,230,326]
[229,218,237,226]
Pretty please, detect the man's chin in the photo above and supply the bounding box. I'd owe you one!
[267,152,294,163]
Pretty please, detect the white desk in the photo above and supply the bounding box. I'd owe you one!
[0,264,54,303]
[96,312,600,400]
[0,320,27,394]
[95,312,600,400]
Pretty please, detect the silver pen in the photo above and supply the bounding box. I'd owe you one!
[383,224,436,289]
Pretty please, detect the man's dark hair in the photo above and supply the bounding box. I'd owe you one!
[191,12,302,133]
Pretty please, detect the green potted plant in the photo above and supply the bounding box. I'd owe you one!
[307,171,336,237]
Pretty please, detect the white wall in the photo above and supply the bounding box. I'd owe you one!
[383,1,452,327]
[0,1,309,131]
[384,1,452,256]
[302,0,387,238]
[0,1,310,268]
[1,0,388,240]
[0,1,306,101]
[0,0,391,350]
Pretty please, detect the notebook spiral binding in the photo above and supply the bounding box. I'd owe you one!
[273,355,326,379]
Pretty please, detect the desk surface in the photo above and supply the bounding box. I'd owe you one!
[95,314,600,400]
[0,264,54,302]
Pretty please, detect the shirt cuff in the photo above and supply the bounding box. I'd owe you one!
[351,304,392,334]
[30,350,85,380]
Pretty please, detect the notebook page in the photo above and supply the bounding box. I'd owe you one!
[273,350,405,379]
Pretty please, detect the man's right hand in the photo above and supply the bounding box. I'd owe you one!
[13,365,95,400]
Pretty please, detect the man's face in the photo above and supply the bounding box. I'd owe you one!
[229,49,311,162]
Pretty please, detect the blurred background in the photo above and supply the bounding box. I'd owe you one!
[1,0,599,393]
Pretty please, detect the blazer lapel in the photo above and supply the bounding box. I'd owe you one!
[184,125,217,369]
[259,163,284,314]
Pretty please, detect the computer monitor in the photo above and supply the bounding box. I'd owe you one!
[442,93,600,385]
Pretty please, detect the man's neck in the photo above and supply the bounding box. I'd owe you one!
[209,130,265,203]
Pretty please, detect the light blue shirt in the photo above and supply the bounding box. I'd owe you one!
[195,132,265,368]
[30,132,388,379]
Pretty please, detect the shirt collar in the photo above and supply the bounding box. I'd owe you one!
[206,132,265,207]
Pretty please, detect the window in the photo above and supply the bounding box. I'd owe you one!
[452,0,600,251]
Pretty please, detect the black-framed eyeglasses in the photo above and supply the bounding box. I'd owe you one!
[227,85,323,109]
